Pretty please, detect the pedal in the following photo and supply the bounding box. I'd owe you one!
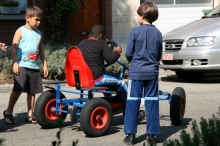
[69,106,78,123]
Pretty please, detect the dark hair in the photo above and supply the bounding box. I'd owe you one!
[25,6,43,18]
[89,25,106,38]
[137,2,158,23]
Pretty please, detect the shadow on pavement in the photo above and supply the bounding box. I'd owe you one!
[105,113,192,145]
[0,112,27,133]
[126,117,192,144]
[157,117,192,143]
[105,114,124,136]
[161,73,220,84]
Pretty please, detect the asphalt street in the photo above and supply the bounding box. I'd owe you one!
[0,69,220,146]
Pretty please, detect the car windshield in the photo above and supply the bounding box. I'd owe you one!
[203,4,220,18]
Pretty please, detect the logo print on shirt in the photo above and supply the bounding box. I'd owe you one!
[27,51,38,60]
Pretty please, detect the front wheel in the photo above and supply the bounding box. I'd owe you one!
[80,98,113,137]
[34,90,68,128]
[170,87,186,125]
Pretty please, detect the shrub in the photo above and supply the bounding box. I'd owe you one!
[106,44,130,77]
[163,107,220,146]
[52,118,78,146]
[0,51,13,84]
[41,43,71,80]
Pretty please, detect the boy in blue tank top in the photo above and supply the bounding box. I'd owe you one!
[3,6,48,124]
[123,2,162,145]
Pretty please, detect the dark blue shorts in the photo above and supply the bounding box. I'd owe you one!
[13,67,43,94]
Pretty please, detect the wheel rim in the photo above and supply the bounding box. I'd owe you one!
[45,99,62,121]
[90,106,109,130]
[180,96,186,117]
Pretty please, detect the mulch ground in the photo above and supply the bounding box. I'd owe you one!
[0,73,13,85]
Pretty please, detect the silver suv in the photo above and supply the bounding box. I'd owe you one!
[160,5,220,79]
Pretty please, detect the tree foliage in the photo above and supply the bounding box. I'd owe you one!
[42,0,80,43]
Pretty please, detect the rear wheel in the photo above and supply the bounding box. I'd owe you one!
[175,71,205,79]
[170,87,186,125]
[80,98,113,137]
[34,90,68,128]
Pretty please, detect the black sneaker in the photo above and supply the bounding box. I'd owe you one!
[123,134,135,145]
[146,134,156,145]
[138,110,145,122]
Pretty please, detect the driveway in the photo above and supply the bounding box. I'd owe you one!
[0,70,220,146]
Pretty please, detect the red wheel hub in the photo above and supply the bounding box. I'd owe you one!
[90,106,109,130]
[180,96,186,117]
[45,99,62,121]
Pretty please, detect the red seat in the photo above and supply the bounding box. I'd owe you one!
[65,46,95,89]
[65,46,123,108]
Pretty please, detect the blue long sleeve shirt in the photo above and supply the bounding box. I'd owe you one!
[125,24,163,80]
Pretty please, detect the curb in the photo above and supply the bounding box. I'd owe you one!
[0,84,13,93]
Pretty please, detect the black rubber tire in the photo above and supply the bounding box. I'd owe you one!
[175,71,205,79]
[170,87,186,125]
[34,90,68,128]
[80,98,113,137]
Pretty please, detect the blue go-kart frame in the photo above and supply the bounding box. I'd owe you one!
[34,42,186,137]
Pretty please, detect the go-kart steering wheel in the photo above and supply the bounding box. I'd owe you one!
[107,41,118,50]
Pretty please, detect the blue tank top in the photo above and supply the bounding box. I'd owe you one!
[17,26,41,70]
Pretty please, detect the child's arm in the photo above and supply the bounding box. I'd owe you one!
[103,43,121,64]
[11,29,21,76]
[125,30,135,62]
[39,41,48,77]
[114,46,122,54]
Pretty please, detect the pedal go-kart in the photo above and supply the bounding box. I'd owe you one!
[34,41,186,137]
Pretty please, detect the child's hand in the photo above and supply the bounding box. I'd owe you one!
[0,42,7,51]
[114,46,122,53]
[43,66,48,77]
[13,62,20,76]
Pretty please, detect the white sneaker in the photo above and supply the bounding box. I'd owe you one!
[140,98,145,108]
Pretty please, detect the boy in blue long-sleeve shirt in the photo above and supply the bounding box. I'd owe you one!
[123,2,162,145]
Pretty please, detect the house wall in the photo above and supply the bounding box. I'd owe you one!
[214,0,220,7]
[103,0,112,40]
[112,0,139,45]
[0,0,42,46]
[0,19,25,46]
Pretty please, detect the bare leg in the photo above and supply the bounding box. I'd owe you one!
[26,93,37,123]
[5,91,22,123]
